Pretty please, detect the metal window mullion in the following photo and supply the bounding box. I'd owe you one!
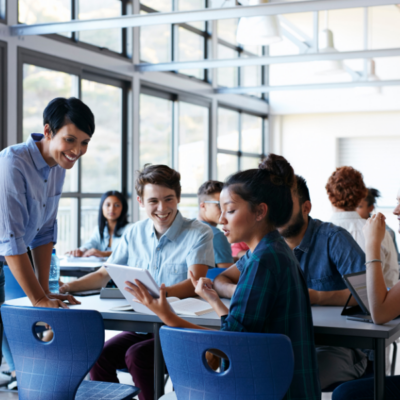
[172,100,179,170]
[217,149,240,156]
[121,84,129,197]
[238,111,242,171]
[72,0,78,42]
[77,75,82,246]
[121,0,128,58]
[241,151,263,158]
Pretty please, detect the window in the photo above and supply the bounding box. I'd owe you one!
[217,107,265,181]
[18,0,131,56]
[0,41,6,151]
[0,0,6,22]
[140,89,209,219]
[20,50,130,254]
[140,1,210,81]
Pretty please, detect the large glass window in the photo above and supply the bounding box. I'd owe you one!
[0,0,6,21]
[139,90,209,218]
[22,58,129,254]
[217,107,265,181]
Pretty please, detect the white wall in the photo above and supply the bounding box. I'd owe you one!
[270,111,400,236]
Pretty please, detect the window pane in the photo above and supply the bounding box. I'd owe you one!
[217,153,238,181]
[56,198,78,255]
[0,0,5,20]
[81,198,100,246]
[81,80,122,193]
[218,18,238,44]
[140,11,171,63]
[178,0,205,30]
[141,0,172,12]
[178,27,204,80]
[78,0,122,53]
[241,156,260,171]
[22,64,77,141]
[179,197,199,219]
[218,45,238,87]
[241,114,263,153]
[218,108,239,151]
[19,0,71,37]
[140,94,172,167]
[63,167,78,193]
[179,102,208,194]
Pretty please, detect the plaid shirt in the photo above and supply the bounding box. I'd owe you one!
[225,230,321,400]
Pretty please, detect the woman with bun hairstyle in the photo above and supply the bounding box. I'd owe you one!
[66,190,130,258]
[125,154,321,400]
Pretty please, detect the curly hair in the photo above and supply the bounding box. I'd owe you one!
[325,166,367,211]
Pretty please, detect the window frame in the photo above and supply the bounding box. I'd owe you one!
[17,0,131,59]
[18,47,131,246]
[217,104,267,174]
[0,0,6,23]
[0,40,6,150]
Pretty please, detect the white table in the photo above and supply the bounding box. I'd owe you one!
[5,298,400,400]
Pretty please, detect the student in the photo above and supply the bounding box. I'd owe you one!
[326,166,399,288]
[126,155,321,400]
[66,190,130,258]
[231,241,249,260]
[278,175,368,389]
[59,164,215,400]
[0,97,94,308]
[197,180,234,268]
[332,212,400,400]
[357,187,399,259]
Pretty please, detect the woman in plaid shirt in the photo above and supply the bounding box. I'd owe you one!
[127,154,321,400]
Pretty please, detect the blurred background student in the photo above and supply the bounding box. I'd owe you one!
[66,190,130,258]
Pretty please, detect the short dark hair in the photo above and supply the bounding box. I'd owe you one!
[296,175,311,205]
[365,188,381,207]
[43,97,95,137]
[225,153,295,228]
[197,180,224,202]
[98,191,129,240]
[135,164,181,199]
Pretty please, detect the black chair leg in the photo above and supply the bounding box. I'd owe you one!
[391,342,397,376]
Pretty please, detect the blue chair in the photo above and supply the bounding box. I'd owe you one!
[159,326,294,400]
[4,265,25,301]
[1,305,140,400]
[206,267,227,281]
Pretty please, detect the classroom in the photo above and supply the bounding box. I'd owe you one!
[1,1,400,399]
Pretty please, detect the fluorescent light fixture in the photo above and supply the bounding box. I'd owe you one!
[236,0,282,46]
[315,29,344,75]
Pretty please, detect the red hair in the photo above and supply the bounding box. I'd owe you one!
[326,166,367,211]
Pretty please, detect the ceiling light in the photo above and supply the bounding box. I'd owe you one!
[314,29,344,75]
[357,59,381,95]
[236,0,282,46]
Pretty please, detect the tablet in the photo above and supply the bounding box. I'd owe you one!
[342,271,370,315]
[104,263,160,298]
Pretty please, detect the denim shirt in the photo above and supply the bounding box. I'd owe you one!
[108,211,215,287]
[294,217,366,291]
[0,134,65,259]
[80,224,131,252]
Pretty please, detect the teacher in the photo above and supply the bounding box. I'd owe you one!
[0,97,95,308]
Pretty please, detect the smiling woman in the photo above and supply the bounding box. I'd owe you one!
[0,97,95,309]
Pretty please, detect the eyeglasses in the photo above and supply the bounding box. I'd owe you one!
[204,200,221,209]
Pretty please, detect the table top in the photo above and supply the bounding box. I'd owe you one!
[60,260,103,269]
[6,296,400,339]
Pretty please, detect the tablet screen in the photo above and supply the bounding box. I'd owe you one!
[345,272,370,313]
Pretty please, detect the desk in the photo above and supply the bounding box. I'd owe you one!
[5,298,400,400]
[60,260,102,278]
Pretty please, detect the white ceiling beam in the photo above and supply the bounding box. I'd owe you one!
[135,48,400,72]
[215,80,400,94]
[9,0,400,37]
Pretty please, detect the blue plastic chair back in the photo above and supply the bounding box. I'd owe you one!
[4,265,26,301]
[2,304,105,400]
[160,326,294,400]
[206,268,227,281]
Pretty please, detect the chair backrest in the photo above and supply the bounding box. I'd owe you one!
[206,268,227,281]
[160,326,294,400]
[2,304,105,400]
[4,265,26,301]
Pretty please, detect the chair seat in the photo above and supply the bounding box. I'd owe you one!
[76,380,140,400]
[159,392,177,400]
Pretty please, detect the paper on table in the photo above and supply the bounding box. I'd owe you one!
[66,256,107,263]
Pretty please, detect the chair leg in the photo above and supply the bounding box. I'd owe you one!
[391,342,397,376]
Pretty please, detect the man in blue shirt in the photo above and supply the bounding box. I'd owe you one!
[197,180,234,268]
[60,165,215,400]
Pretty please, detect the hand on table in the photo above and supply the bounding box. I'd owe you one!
[84,248,109,258]
[189,271,220,304]
[46,292,81,305]
[34,296,69,309]
[363,213,386,249]
[65,249,84,257]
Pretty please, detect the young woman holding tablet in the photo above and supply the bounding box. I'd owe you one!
[126,155,321,400]
[66,190,130,258]
[0,97,95,308]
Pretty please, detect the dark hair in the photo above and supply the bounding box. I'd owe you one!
[43,97,95,137]
[326,166,367,210]
[224,153,295,228]
[98,191,129,240]
[365,188,381,207]
[296,175,311,205]
[197,180,224,202]
[135,164,181,199]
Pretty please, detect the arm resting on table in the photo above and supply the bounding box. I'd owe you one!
[309,288,358,306]
[213,264,240,299]
[60,266,111,293]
